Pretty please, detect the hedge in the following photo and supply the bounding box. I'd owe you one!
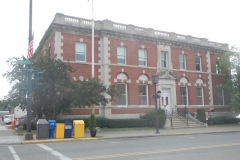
[208,116,240,125]
[196,109,206,122]
[55,109,167,129]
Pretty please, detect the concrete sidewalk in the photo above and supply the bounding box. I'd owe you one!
[1,123,240,145]
[0,124,22,145]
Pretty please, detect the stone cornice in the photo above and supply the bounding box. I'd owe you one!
[37,13,228,53]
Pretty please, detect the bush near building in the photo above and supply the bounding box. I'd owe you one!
[208,116,240,125]
[56,109,167,128]
[196,109,206,122]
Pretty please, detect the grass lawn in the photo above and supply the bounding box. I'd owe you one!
[14,128,36,136]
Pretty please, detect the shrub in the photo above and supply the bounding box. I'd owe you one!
[208,116,240,125]
[23,122,36,130]
[88,114,96,129]
[196,109,206,122]
[140,109,166,128]
[107,119,149,128]
[96,117,108,128]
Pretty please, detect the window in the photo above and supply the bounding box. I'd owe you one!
[138,49,147,66]
[76,42,86,61]
[217,86,224,105]
[216,60,221,74]
[139,84,148,105]
[196,87,204,105]
[116,83,127,106]
[195,56,202,71]
[180,87,188,105]
[179,54,186,70]
[160,51,168,68]
[117,46,126,64]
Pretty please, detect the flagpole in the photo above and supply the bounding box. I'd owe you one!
[25,0,33,140]
[91,0,94,78]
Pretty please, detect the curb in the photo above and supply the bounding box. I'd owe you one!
[21,137,97,144]
[0,142,22,145]
[18,130,240,144]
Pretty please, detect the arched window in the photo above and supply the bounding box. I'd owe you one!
[216,60,221,74]
[196,79,204,105]
[180,77,188,84]
[116,73,128,106]
[180,77,188,105]
[138,75,148,106]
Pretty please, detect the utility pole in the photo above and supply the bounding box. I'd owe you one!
[25,0,33,140]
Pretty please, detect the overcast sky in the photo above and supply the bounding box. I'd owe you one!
[0,0,240,100]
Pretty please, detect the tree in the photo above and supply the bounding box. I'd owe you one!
[72,78,120,113]
[3,54,76,119]
[0,100,9,111]
[223,47,240,112]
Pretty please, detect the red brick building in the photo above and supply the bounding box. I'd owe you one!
[37,13,230,120]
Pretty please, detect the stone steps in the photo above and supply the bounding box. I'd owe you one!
[168,111,204,129]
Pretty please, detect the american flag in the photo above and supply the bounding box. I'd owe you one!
[27,34,34,59]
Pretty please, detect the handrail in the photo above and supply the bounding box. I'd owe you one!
[173,108,189,125]
[164,109,173,128]
[186,113,204,125]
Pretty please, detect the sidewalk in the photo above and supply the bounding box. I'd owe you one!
[1,123,240,145]
[0,124,22,145]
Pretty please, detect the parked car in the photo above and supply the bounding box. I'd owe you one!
[3,114,14,124]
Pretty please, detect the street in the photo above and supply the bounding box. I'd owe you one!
[0,132,240,160]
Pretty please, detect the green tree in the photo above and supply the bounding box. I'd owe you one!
[72,78,120,113]
[3,57,29,110]
[196,109,206,122]
[223,47,240,111]
[0,100,9,111]
[3,54,76,119]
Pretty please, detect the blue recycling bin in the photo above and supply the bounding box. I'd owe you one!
[64,119,72,138]
[48,120,56,139]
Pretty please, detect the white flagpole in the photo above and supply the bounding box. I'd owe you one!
[91,0,94,78]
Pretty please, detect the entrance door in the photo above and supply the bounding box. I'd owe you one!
[161,90,171,113]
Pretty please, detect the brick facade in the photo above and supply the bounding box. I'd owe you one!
[37,13,230,119]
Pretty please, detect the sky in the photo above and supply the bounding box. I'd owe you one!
[0,0,240,100]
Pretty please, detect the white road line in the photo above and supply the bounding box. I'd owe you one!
[8,146,21,160]
[37,144,72,160]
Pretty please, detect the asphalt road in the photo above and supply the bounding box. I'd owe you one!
[1,132,240,160]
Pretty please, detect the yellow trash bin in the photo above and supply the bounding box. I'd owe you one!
[73,120,84,138]
[55,123,65,139]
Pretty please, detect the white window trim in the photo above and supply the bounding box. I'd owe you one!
[117,83,128,107]
[138,49,147,66]
[75,42,86,62]
[196,87,204,106]
[117,46,126,65]
[216,60,221,74]
[179,54,186,70]
[138,84,148,107]
[160,51,168,68]
[196,56,202,71]
[180,86,188,105]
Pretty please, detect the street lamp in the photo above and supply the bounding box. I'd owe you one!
[208,108,214,125]
[152,74,160,134]
[183,90,187,116]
